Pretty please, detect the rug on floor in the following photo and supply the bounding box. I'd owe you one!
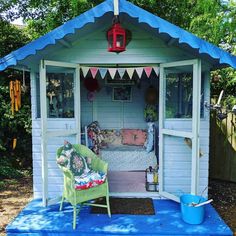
[91,197,155,215]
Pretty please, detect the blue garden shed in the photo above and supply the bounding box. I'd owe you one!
[1,0,236,209]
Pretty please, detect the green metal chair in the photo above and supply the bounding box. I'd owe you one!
[57,144,111,229]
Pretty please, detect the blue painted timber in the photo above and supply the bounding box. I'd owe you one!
[6,199,232,236]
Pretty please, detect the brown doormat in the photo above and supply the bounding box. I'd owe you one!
[91,197,155,215]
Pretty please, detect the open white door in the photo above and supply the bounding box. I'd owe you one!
[159,59,201,202]
[39,60,81,206]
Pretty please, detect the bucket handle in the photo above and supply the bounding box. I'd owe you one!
[194,199,213,207]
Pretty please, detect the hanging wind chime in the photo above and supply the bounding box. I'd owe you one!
[9,80,21,115]
[9,68,27,150]
[9,79,21,149]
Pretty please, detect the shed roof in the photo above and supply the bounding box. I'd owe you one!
[1,0,236,71]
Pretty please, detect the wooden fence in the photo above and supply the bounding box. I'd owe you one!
[209,111,236,182]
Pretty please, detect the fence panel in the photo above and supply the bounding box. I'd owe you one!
[209,112,236,182]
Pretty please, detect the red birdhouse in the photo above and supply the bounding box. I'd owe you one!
[107,23,126,53]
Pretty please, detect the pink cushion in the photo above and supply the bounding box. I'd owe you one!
[121,129,147,146]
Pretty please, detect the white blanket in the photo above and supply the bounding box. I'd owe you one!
[100,148,157,171]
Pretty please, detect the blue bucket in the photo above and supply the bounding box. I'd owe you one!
[180,194,206,224]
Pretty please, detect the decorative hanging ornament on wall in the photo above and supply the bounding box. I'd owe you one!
[107,0,126,53]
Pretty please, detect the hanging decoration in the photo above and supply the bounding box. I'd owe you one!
[117,68,126,78]
[84,77,100,102]
[99,68,107,79]
[80,66,159,80]
[84,77,100,92]
[108,68,117,78]
[126,68,135,79]
[144,67,152,78]
[153,67,159,77]
[87,91,96,102]
[107,0,126,53]
[145,86,158,105]
[90,67,99,78]
[12,138,17,150]
[10,80,21,115]
[10,80,21,150]
[81,67,90,77]
[107,19,126,53]
[21,68,28,93]
[135,67,143,78]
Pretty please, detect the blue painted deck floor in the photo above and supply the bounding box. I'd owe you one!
[7,199,232,236]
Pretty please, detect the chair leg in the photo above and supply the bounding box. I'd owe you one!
[73,205,77,230]
[106,195,111,217]
[60,195,65,211]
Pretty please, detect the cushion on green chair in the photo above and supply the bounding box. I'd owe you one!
[58,141,107,190]
[61,141,91,176]
[74,171,106,190]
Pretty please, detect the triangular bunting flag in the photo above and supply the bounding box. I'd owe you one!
[144,67,153,78]
[108,68,117,79]
[81,67,90,77]
[99,68,107,79]
[126,68,134,79]
[90,67,98,78]
[153,67,159,77]
[135,67,143,78]
[117,68,126,78]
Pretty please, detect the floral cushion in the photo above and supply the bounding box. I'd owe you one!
[58,141,91,176]
[74,171,106,190]
[87,121,105,154]
[70,153,89,176]
[101,129,122,148]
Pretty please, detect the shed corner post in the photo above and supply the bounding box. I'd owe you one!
[39,60,48,207]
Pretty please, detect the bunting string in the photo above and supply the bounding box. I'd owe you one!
[81,66,159,80]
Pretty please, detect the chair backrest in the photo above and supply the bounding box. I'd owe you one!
[56,144,108,174]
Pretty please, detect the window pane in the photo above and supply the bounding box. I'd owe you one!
[165,66,193,119]
[46,72,74,118]
[116,35,124,47]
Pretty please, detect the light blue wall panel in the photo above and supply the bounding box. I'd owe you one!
[81,79,157,129]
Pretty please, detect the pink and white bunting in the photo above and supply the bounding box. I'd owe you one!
[81,66,159,80]
[153,66,159,76]
[117,68,126,78]
[81,66,90,77]
[126,68,135,79]
[108,68,117,79]
[99,68,107,79]
[144,67,152,78]
[90,67,98,78]
[135,67,143,78]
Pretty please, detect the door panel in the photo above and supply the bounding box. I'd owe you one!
[159,59,201,202]
[39,60,80,206]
